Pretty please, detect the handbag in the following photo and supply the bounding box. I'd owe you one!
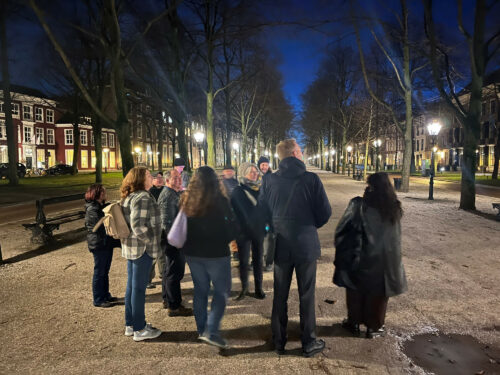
[167,209,187,248]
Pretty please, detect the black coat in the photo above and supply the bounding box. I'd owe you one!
[230,184,266,242]
[85,200,117,251]
[259,157,332,263]
[149,185,164,201]
[334,197,407,297]
[158,186,181,233]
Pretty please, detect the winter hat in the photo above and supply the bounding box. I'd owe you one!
[174,158,186,167]
[257,156,270,167]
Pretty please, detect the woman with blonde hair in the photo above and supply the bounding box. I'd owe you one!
[180,166,238,349]
[120,167,162,341]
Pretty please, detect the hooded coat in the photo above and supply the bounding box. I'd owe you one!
[259,157,332,263]
[334,197,407,297]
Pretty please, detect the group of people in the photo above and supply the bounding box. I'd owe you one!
[84,138,407,357]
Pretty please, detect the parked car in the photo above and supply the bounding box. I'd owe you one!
[0,163,26,179]
[46,164,76,175]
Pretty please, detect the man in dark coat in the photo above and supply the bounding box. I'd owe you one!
[257,156,274,271]
[157,169,193,317]
[222,164,239,197]
[259,138,332,357]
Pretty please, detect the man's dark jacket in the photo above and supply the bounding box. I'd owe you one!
[149,185,164,202]
[259,157,332,263]
[157,186,181,233]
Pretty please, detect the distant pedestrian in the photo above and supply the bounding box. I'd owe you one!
[334,172,407,339]
[259,138,332,357]
[231,162,266,301]
[180,166,238,349]
[84,184,120,308]
[147,171,166,289]
[221,164,238,197]
[157,169,193,316]
[120,167,162,341]
[174,157,191,190]
[257,156,274,272]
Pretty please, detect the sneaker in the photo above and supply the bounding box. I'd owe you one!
[302,339,325,357]
[167,305,193,317]
[133,324,162,342]
[254,289,266,300]
[146,283,156,289]
[124,326,134,336]
[200,333,229,349]
[366,326,386,339]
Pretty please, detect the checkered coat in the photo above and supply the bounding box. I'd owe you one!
[121,190,161,260]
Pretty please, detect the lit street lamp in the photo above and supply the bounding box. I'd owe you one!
[134,146,142,165]
[373,139,382,172]
[193,131,205,167]
[427,121,442,200]
[346,146,352,176]
[232,142,240,167]
[103,147,110,173]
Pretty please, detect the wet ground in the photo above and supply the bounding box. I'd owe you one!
[403,332,500,375]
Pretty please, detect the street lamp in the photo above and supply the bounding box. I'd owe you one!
[427,121,442,200]
[232,142,240,167]
[346,146,352,176]
[373,139,382,172]
[134,146,142,165]
[194,131,205,167]
[103,147,110,173]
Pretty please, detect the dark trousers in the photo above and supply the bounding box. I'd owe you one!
[91,249,113,305]
[263,233,275,267]
[237,238,263,291]
[271,260,317,348]
[346,288,388,330]
[162,244,186,309]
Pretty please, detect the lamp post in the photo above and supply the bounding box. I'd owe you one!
[134,146,142,166]
[373,139,382,172]
[427,121,442,200]
[346,146,352,176]
[194,131,205,168]
[331,149,336,173]
[103,147,110,173]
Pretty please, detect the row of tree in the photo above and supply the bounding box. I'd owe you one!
[1,0,293,185]
[301,0,500,211]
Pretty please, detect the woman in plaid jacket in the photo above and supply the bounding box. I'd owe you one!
[120,167,162,342]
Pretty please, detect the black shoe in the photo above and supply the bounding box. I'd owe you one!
[233,288,249,301]
[366,326,385,339]
[106,296,118,303]
[263,264,273,272]
[275,347,285,355]
[341,318,360,336]
[163,301,168,309]
[254,289,266,299]
[302,339,325,357]
[94,301,112,308]
[146,283,156,289]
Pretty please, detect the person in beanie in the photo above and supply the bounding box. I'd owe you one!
[174,157,191,190]
[230,162,266,301]
[259,139,331,357]
[222,164,238,197]
[257,156,272,176]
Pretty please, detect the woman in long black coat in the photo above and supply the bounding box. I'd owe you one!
[333,172,407,338]
[85,184,118,308]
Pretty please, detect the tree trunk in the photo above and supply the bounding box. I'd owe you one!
[206,90,216,167]
[71,97,80,175]
[0,1,18,185]
[93,118,103,183]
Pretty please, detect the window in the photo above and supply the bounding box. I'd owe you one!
[46,109,54,123]
[12,103,19,116]
[491,100,497,114]
[23,106,32,120]
[416,140,419,151]
[47,129,55,144]
[91,131,94,146]
[80,130,87,145]
[65,129,74,145]
[137,122,142,138]
[109,134,115,148]
[35,127,44,144]
[35,107,43,122]
[0,120,5,139]
[102,133,107,147]
[81,150,88,168]
[65,149,74,165]
[23,126,33,143]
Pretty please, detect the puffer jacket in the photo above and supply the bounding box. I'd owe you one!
[85,200,107,251]
[158,186,181,233]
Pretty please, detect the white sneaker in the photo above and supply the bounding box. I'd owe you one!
[133,324,162,342]
[124,326,133,336]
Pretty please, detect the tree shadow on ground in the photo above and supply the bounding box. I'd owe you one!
[3,228,86,264]
[464,208,500,222]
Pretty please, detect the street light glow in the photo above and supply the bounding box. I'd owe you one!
[194,132,205,143]
[134,146,142,153]
[427,121,441,136]
[264,150,269,156]
[373,139,382,147]
[324,152,329,156]
[433,146,438,152]
[232,142,239,150]
[331,149,336,155]
[274,153,279,158]
[346,146,352,152]
[103,147,110,153]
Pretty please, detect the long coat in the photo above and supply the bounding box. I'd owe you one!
[259,156,332,264]
[334,197,407,297]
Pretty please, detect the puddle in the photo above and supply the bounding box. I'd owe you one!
[403,333,500,375]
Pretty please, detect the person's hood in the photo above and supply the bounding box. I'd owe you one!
[276,157,306,179]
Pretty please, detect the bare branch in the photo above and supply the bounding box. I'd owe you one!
[371,29,406,92]
[457,0,472,41]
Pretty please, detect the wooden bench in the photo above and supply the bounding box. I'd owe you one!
[493,203,500,221]
[22,194,85,244]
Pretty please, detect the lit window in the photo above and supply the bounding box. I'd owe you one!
[65,129,73,145]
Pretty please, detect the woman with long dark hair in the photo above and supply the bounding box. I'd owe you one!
[180,166,238,349]
[334,172,407,338]
[85,184,118,308]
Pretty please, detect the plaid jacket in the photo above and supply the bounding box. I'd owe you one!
[121,190,161,260]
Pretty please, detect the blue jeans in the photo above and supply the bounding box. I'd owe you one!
[186,256,231,336]
[125,252,153,331]
[91,248,113,305]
